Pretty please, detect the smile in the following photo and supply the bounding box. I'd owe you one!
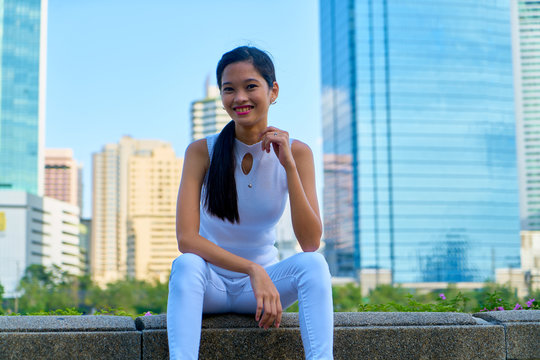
[234,106,254,115]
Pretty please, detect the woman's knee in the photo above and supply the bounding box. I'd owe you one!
[172,253,206,271]
[292,252,331,279]
[169,253,208,287]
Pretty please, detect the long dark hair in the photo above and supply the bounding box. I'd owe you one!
[204,46,276,223]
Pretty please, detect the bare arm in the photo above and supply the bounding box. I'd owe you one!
[287,141,322,251]
[260,129,322,252]
[176,139,281,329]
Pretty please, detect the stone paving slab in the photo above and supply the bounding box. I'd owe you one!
[0,331,141,360]
[0,315,136,332]
[473,309,540,323]
[332,312,478,326]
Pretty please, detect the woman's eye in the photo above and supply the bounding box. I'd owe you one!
[247,84,257,90]
[222,87,233,93]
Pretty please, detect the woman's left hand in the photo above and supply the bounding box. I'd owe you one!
[260,127,295,170]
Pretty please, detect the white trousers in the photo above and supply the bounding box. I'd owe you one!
[167,252,334,359]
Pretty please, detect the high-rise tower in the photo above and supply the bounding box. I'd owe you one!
[191,79,230,141]
[0,0,48,195]
[512,0,540,231]
[126,145,182,282]
[91,136,170,285]
[321,0,521,283]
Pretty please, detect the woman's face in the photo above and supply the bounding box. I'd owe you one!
[220,61,278,130]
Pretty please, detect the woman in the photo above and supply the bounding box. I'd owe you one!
[167,46,334,359]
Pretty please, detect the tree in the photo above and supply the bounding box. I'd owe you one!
[17,264,79,313]
[332,283,363,311]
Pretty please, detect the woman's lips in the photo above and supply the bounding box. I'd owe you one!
[234,106,253,115]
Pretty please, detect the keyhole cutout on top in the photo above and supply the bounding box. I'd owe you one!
[241,153,254,175]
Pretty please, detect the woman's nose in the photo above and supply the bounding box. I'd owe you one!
[234,90,248,103]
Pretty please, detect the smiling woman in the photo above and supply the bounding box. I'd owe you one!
[166,46,334,360]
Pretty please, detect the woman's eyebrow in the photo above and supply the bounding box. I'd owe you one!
[222,78,262,86]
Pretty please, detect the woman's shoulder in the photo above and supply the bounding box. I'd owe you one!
[185,138,210,164]
[291,139,314,159]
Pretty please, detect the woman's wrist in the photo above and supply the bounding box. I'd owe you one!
[283,158,297,174]
[246,262,263,277]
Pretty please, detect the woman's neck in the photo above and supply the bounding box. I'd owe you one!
[234,122,267,145]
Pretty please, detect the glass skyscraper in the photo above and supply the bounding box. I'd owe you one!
[0,0,47,195]
[321,0,521,283]
[512,0,540,231]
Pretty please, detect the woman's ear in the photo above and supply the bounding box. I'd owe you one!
[271,81,279,101]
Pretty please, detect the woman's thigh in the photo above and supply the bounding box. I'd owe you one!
[228,258,305,313]
[202,269,233,314]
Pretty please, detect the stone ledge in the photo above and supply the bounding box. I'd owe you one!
[474,310,540,324]
[474,310,540,360]
[0,312,538,360]
[0,331,141,360]
[0,315,136,332]
[137,312,509,360]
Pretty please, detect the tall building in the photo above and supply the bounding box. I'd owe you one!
[91,136,179,285]
[191,79,230,141]
[0,0,48,196]
[321,0,521,283]
[44,149,80,208]
[126,145,182,282]
[512,1,540,231]
[0,191,80,297]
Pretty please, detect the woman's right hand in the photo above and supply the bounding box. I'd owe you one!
[248,264,282,329]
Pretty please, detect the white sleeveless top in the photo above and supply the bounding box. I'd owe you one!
[199,133,290,278]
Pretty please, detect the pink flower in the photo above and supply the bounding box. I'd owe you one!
[479,307,488,312]
[497,306,505,311]
[526,298,535,308]
[514,303,523,310]
[144,311,152,316]
[439,293,446,300]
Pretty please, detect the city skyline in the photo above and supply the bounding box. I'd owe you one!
[14,0,537,291]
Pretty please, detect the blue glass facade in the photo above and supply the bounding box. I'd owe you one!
[321,0,521,282]
[0,0,44,195]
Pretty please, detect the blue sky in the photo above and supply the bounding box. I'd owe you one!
[45,0,321,218]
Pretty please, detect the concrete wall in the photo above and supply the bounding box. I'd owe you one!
[0,311,538,359]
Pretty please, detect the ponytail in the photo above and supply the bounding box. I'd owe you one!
[204,120,239,223]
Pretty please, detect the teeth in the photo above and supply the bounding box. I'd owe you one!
[236,107,251,112]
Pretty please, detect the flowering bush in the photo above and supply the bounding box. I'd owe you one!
[356,290,540,313]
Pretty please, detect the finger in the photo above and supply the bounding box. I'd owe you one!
[261,132,272,152]
[255,296,263,322]
[276,300,282,328]
[259,301,271,328]
[267,299,277,330]
[261,301,275,330]
[260,127,282,143]
[272,142,279,156]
